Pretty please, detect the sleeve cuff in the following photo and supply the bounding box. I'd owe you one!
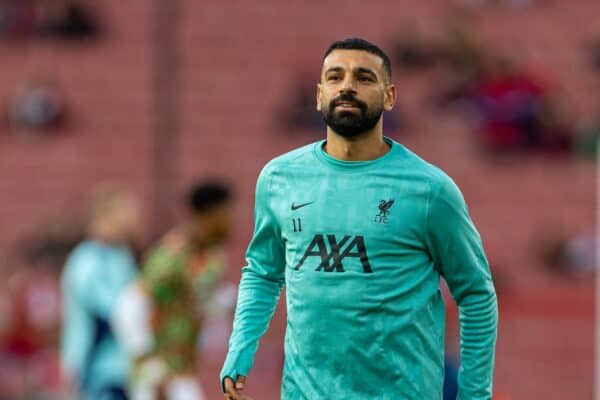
[219,349,254,392]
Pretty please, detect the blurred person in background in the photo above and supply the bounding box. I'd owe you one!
[10,217,83,399]
[61,185,140,400]
[0,0,36,39]
[2,257,62,399]
[9,77,66,135]
[538,225,595,279]
[37,0,99,39]
[114,181,233,400]
[468,57,571,154]
[573,99,600,159]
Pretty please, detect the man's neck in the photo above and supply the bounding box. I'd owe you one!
[324,126,390,161]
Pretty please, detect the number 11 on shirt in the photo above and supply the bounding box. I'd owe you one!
[292,218,302,232]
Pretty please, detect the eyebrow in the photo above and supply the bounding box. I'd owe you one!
[324,67,344,75]
[323,66,379,80]
[355,67,378,79]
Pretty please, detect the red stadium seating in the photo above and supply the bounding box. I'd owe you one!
[0,1,596,398]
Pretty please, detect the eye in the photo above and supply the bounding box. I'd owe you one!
[358,76,374,82]
[327,75,341,82]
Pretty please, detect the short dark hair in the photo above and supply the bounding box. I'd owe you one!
[323,37,392,81]
[188,181,231,214]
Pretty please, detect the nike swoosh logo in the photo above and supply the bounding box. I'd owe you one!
[291,201,314,211]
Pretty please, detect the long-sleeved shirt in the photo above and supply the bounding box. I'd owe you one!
[61,240,137,395]
[221,137,498,399]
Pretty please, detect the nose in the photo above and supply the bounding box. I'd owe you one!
[340,76,356,94]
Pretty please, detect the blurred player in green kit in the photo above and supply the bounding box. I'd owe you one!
[221,38,498,400]
[115,182,233,400]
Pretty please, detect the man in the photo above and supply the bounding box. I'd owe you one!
[221,37,498,400]
[120,181,233,400]
[61,185,140,399]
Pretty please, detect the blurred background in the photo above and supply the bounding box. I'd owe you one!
[0,0,598,399]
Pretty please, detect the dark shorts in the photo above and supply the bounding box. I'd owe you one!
[86,385,128,400]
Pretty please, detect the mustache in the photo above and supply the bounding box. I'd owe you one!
[330,94,367,111]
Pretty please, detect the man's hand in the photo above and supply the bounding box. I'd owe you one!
[223,376,253,400]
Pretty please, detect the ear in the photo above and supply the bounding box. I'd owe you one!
[383,83,396,112]
[316,83,322,112]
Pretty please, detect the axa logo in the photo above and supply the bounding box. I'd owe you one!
[293,234,372,273]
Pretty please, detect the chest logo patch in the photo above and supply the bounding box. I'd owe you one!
[375,199,395,224]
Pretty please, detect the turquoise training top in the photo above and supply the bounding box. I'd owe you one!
[61,240,137,396]
[221,138,498,400]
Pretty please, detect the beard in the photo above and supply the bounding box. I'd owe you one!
[321,94,383,138]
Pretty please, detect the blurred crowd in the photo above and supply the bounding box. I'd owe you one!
[0,0,96,138]
[390,20,592,157]
[0,0,99,41]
